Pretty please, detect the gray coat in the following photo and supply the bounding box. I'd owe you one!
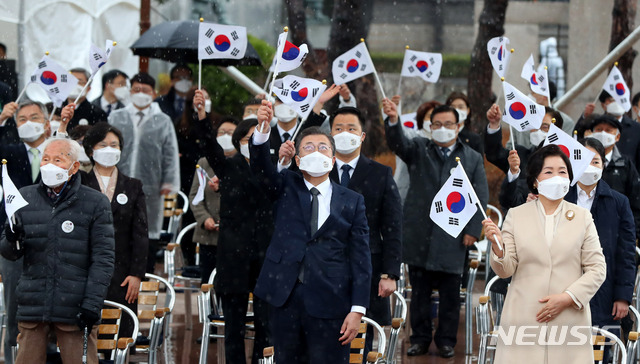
[108,103,180,239]
[188,157,220,246]
[0,175,115,323]
[386,120,488,274]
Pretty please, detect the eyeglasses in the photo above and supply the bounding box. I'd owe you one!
[431,122,457,130]
[301,144,331,153]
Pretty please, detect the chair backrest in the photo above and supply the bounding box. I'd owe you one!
[593,326,626,363]
[99,300,139,361]
[145,273,175,319]
[164,222,198,283]
[262,346,275,364]
[349,317,386,364]
[385,291,406,362]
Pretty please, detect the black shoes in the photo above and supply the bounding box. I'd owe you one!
[406,343,429,356]
[438,345,455,358]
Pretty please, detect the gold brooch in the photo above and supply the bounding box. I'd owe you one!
[565,210,575,221]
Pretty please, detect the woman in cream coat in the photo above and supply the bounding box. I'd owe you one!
[483,145,606,363]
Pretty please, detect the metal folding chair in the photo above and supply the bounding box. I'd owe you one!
[464,259,479,355]
[385,291,407,363]
[593,326,627,363]
[349,317,386,364]
[99,300,139,364]
[475,275,505,363]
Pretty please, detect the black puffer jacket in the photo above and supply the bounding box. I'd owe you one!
[0,174,115,324]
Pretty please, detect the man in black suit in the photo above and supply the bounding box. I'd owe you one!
[250,101,372,364]
[0,100,74,364]
[155,64,193,125]
[91,69,129,116]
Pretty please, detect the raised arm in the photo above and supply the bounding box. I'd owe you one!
[193,90,228,177]
[250,100,285,201]
[383,98,418,165]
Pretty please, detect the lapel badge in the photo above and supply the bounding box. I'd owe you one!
[565,210,575,221]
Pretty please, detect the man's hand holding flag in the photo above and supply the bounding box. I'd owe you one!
[2,160,28,249]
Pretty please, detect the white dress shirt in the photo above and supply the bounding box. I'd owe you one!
[276,123,297,142]
[335,156,359,183]
[100,96,118,114]
[576,185,596,212]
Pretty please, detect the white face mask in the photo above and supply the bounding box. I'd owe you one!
[530,129,547,146]
[174,79,192,93]
[578,164,603,186]
[216,134,235,153]
[68,84,86,100]
[536,175,570,201]
[131,92,153,108]
[431,127,456,144]
[114,86,130,102]
[18,121,45,142]
[333,132,362,154]
[40,163,72,188]
[298,151,333,177]
[588,131,617,148]
[240,143,250,159]
[274,104,298,123]
[92,146,121,167]
[455,108,468,122]
[606,101,625,117]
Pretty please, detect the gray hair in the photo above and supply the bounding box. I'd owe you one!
[17,100,48,120]
[41,137,83,163]
[70,67,91,82]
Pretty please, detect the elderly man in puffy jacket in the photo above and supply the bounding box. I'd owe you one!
[0,137,115,364]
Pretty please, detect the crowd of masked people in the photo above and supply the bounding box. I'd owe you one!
[0,61,639,363]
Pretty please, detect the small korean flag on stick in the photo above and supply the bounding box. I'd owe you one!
[502,81,545,132]
[429,162,479,239]
[2,160,29,233]
[273,75,327,120]
[520,54,550,101]
[332,42,375,85]
[602,65,631,112]
[400,49,442,83]
[275,40,309,73]
[400,112,418,130]
[543,123,596,186]
[89,40,116,77]
[192,164,212,206]
[198,22,247,60]
[487,36,511,78]
[30,55,79,107]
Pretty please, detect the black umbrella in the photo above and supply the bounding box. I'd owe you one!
[130,20,262,67]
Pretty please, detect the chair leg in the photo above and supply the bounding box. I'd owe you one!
[199,323,210,364]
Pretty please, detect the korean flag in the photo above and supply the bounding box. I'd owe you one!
[198,22,247,60]
[502,81,544,132]
[430,164,479,238]
[29,55,79,107]
[487,36,511,78]
[400,49,442,83]
[543,123,596,186]
[602,65,631,112]
[332,42,375,85]
[273,75,327,120]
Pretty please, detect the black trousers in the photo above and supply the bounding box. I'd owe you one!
[270,283,350,364]
[408,265,461,348]
[219,292,270,364]
[199,245,217,285]
[146,238,160,274]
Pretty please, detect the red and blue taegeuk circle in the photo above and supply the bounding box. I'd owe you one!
[416,60,428,72]
[615,83,626,96]
[530,74,538,85]
[346,59,359,73]
[214,35,231,52]
[403,121,415,129]
[446,192,466,213]
[497,46,503,61]
[40,71,57,85]
[291,87,308,102]
[508,102,526,120]
[282,42,300,61]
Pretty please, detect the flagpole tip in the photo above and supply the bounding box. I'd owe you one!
[614,61,619,67]
[573,130,577,135]
[510,48,514,53]
[283,26,289,32]
[112,41,117,46]
[551,118,556,124]
[200,17,204,22]
[196,164,200,169]
[1,159,6,165]
[322,80,327,85]
[500,77,504,82]
[455,157,460,163]
[405,45,409,49]
[544,66,547,70]
[45,51,49,56]
[360,38,365,43]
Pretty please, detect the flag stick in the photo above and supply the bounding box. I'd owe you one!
[268,27,288,104]
[360,39,387,100]
[263,69,274,91]
[198,59,202,90]
[456,158,503,251]
[73,73,95,105]
[49,106,57,122]
[14,84,28,104]
[509,125,516,151]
